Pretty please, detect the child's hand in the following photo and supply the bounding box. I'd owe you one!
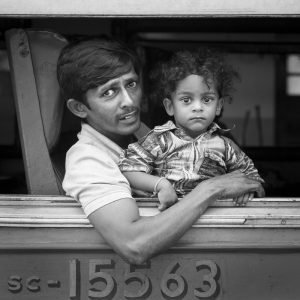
[233,192,254,206]
[156,178,178,211]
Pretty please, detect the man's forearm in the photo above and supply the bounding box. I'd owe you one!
[130,180,218,261]
[89,171,264,265]
[89,178,218,264]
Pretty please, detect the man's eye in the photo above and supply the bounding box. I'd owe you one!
[128,81,137,88]
[103,89,115,97]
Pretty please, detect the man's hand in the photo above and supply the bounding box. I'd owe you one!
[203,170,265,200]
[156,178,178,211]
[233,192,254,206]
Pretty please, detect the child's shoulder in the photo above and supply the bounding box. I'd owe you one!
[141,120,176,139]
[153,120,177,134]
[219,135,242,154]
[136,120,175,148]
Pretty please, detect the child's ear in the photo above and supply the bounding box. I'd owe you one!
[216,98,224,116]
[163,98,174,116]
[66,99,88,119]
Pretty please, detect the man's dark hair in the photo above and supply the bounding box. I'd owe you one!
[57,36,142,103]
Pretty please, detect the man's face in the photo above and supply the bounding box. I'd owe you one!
[84,69,142,143]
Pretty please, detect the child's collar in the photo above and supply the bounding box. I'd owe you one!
[153,120,233,139]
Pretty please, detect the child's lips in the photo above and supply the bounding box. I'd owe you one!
[190,116,205,121]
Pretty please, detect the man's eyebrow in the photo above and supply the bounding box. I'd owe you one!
[98,80,119,91]
[99,74,139,90]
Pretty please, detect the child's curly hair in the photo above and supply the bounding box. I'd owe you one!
[149,48,239,103]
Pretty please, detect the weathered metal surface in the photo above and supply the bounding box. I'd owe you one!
[2,250,300,300]
[1,0,300,17]
[1,195,300,299]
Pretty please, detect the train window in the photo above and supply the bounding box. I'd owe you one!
[0,16,300,196]
[286,54,300,96]
[129,30,296,148]
[0,49,14,146]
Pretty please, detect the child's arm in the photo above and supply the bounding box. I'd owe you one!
[123,171,178,211]
[224,137,264,182]
[120,131,178,210]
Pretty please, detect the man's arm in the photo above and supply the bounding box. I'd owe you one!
[89,170,264,265]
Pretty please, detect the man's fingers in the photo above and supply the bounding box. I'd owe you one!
[241,193,253,206]
[235,195,244,206]
[233,196,242,206]
[248,192,254,202]
[255,184,265,197]
[243,176,265,197]
[233,192,255,206]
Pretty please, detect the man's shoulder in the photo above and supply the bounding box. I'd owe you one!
[67,138,100,154]
[67,123,123,162]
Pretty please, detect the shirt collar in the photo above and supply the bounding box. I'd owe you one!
[79,122,151,157]
[79,123,124,157]
[153,120,222,140]
[153,120,177,133]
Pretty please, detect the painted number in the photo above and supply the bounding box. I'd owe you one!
[194,260,219,298]
[160,262,186,298]
[88,259,115,299]
[124,263,151,299]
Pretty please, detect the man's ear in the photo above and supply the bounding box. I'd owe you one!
[216,98,224,116]
[163,98,174,116]
[66,99,88,119]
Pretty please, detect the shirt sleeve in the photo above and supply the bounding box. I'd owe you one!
[119,131,163,173]
[224,137,265,183]
[63,143,133,216]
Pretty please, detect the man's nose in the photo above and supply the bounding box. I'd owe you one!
[120,88,134,107]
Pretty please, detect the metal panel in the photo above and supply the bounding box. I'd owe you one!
[5,29,61,194]
[1,196,300,299]
[0,0,300,17]
[2,250,300,300]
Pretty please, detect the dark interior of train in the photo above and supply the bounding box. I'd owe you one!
[0,17,300,196]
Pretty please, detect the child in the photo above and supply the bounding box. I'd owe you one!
[119,48,264,210]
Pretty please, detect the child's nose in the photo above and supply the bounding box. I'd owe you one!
[192,100,203,111]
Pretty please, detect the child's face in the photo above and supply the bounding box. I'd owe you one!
[163,74,223,138]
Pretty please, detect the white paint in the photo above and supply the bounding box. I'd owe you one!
[0,0,299,16]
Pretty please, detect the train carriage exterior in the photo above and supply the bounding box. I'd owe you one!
[1,1,300,299]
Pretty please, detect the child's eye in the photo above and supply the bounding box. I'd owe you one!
[181,97,191,103]
[127,81,137,88]
[202,97,213,103]
[103,89,115,97]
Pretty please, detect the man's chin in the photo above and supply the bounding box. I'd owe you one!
[120,119,141,135]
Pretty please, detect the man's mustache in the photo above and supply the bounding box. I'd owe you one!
[118,106,140,119]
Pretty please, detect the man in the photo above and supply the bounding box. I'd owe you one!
[57,37,264,265]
